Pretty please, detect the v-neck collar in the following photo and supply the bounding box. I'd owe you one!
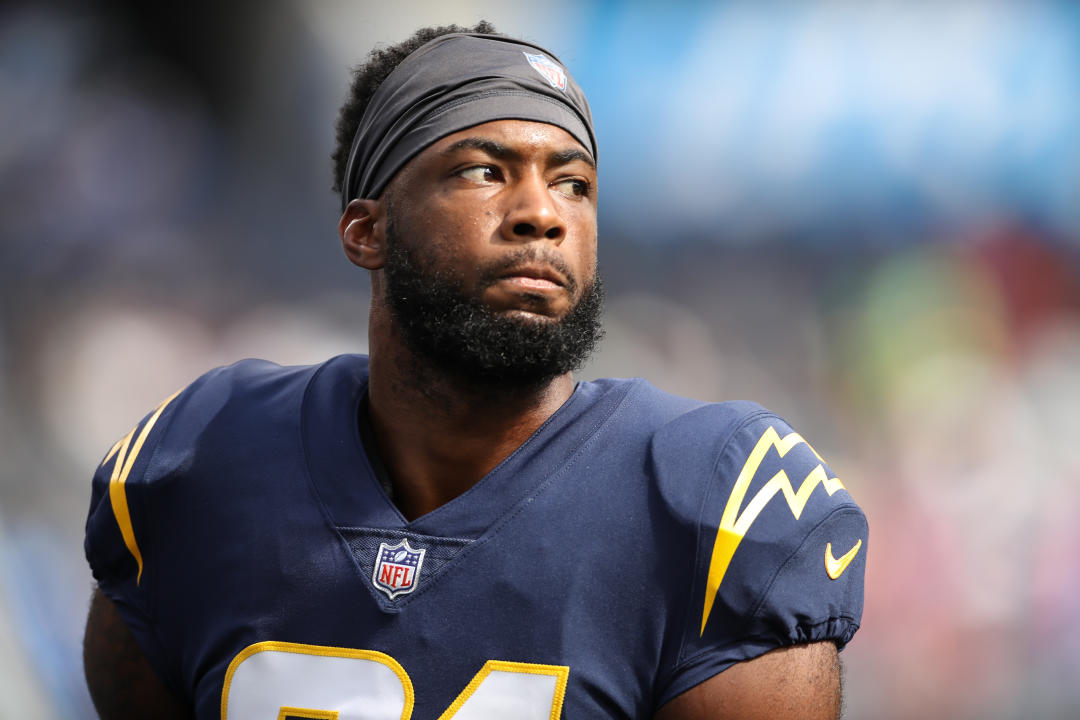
[301,355,624,539]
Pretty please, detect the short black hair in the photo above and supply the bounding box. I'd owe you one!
[331,21,499,196]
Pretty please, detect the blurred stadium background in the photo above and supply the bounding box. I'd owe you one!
[2,1,1079,717]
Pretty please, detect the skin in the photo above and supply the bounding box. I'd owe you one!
[84,589,189,719]
[654,642,843,719]
[84,119,843,719]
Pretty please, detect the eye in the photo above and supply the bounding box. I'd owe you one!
[552,177,591,198]
[456,165,502,184]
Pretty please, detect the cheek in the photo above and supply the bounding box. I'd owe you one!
[566,243,598,297]
[566,200,597,235]
[569,214,599,264]
[431,194,501,240]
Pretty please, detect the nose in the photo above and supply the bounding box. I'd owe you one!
[500,174,566,243]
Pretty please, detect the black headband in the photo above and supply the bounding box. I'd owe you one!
[341,33,596,210]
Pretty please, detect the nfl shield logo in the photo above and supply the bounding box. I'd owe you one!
[523,52,567,91]
[372,539,426,599]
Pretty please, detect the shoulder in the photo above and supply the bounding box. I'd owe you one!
[84,354,368,591]
[128,354,367,453]
[573,375,711,442]
[576,379,863,543]
[89,354,371,499]
[633,392,866,707]
[647,398,858,525]
[575,379,789,515]
[167,355,360,426]
[583,376,770,444]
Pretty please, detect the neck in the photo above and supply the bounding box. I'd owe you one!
[366,333,574,521]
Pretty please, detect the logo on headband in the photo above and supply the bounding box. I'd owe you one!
[523,52,567,91]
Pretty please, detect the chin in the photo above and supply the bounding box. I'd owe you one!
[501,306,563,322]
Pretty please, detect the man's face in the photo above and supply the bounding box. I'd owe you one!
[379,119,603,387]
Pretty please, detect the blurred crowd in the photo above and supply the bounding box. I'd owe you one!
[1,2,1078,718]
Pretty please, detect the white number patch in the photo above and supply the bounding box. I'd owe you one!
[221,642,569,720]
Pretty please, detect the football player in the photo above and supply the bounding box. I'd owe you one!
[84,22,866,719]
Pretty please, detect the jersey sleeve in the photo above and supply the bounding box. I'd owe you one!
[84,386,187,694]
[84,358,321,706]
[83,359,253,697]
[654,404,867,706]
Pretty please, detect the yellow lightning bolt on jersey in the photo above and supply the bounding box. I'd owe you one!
[102,390,181,585]
[700,426,846,636]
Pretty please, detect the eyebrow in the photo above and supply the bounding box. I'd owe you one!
[441,137,596,170]
[550,147,596,169]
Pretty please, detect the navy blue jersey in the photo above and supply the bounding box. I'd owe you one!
[85,355,866,719]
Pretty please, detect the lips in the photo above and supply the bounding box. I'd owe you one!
[495,264,568,291]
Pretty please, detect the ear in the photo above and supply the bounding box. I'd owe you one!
[339,198,386,270]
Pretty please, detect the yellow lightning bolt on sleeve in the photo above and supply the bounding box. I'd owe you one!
[107,390,181,585]
[100,436,125,468]
[700,426,845,636]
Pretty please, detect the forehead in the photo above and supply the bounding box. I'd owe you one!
[417,119,594,166]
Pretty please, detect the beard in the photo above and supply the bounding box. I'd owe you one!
[381,222,604,390]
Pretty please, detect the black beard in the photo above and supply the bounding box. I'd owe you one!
[382,232,604,391]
